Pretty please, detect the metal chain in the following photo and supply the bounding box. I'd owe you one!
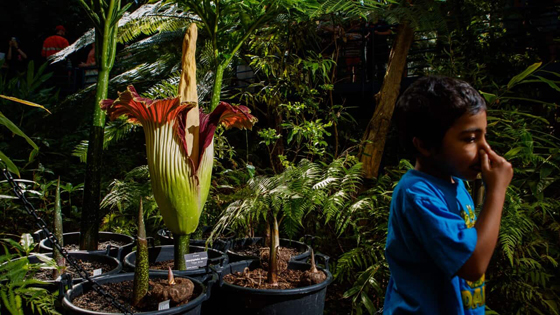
[2,169,134,315]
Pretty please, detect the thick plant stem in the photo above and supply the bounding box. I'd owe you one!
[80,6,120,249]
[133,199,149,306]
[53,177,64,279]
[267,216,279,285]
[174,233,190,270]
[80,124,104,250]
[209,63,225,111]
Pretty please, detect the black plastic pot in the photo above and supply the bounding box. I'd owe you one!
[123,245,227,280]
[8,252,121,292]
[212,258,333,315]
[39,232,134,261]
[157,227,236,252]
[32,228,46,243]
[226,237,312,263]
[62,272,211,314]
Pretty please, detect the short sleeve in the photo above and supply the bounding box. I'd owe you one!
[405,183,477,279]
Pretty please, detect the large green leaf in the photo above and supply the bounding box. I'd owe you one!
[0,95,51,114]
[507,62,542,90]
[0,150,20,177]
[0,112,38,151]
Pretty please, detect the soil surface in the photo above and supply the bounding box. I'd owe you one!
[162,229,235,241]
[223,267,327,290]
[35,259,114,280]
[72,278,200,313]
[151,260,179,270]
[231,245,299,259]
[150,258,217,270]
[61,240,129,251]
[259,247,295,272]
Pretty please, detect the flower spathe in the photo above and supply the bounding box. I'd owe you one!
[101,85,257,235]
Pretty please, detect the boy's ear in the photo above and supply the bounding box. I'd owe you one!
[412,137,432,157]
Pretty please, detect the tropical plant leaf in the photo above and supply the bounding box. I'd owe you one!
[507,62,542,89]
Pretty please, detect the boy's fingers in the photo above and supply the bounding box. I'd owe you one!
[484,146,502,162]
[480,150,490,170]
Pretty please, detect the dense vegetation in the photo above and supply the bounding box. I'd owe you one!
[1,0,559,314]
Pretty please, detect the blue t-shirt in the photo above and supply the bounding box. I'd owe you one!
[383,169,485,315]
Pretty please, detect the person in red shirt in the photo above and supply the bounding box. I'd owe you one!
[41,25,69,58]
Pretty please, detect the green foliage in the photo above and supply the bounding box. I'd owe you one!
[0,61,55,177]
[333,160,411,315]
[0,235,60,315]
[100,165,162,236]
[0,167,83,237]
[478,64,560,315]
[72,118,139,163]
[238,20,356,171]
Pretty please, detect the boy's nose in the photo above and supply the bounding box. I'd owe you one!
[479,137,490,152]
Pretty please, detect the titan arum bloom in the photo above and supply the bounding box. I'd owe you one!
[101,24,256,269]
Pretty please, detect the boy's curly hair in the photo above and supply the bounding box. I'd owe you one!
[394,75,487,155]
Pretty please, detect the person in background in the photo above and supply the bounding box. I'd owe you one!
[41,25,69,58]
[79,43,97,85]
[7,37,28,77]
[366,18,392,82]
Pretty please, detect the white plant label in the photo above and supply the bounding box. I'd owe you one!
[184,251,208,270]
[93,268,103,276]
[158,300,170,310]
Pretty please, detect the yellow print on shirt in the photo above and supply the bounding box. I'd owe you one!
[460,204,485,310]
[461,284,486,310]
[460,205,476,228]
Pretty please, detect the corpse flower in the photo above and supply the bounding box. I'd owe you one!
[102,87,255,229]
[100,24,256,269]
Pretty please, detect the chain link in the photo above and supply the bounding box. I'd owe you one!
[3,169,134,315]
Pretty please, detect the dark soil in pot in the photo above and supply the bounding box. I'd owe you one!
[28,252,121,283]
[124,245,227,279]
[227,238,311,263]
[71,278,202,313]
[210,259,333,315]
[34,258,114,281]
[223,267,327,290]
[61,240,129,251]
[223,253,327,290]
[157,227,235,251]
[39,232,134,261]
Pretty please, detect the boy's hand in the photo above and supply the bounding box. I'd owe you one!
[480,146,513,192]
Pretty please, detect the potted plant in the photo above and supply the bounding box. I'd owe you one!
[36,178,134,262]
[17,180,123,288]
[208,159,335,314]
[62,199,212,314]
[0,234,61,315]
[100,23,256,272]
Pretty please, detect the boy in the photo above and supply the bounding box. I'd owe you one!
[383,76,513,314]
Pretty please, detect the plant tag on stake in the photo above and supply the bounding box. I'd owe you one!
[184,251,208,270]
[93,268,102,276]
[158,300,170,310]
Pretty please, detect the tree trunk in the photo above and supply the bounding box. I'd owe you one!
[359,23,414,179]
[80,5,120,250]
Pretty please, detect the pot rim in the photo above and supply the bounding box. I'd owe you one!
[123,245,227,271]
[62,272,208,315]
[220,261,333,296]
